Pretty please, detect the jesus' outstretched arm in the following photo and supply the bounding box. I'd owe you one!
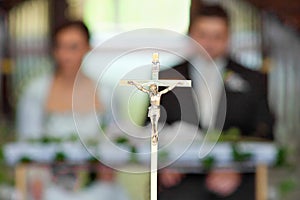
[159,82,178,95]
[128,81,150,94]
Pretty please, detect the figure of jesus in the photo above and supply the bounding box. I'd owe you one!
[128,81,178,145]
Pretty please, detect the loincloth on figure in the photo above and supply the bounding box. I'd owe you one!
[148,105,160,119]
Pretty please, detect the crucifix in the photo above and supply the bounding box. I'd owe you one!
[119,53,191,200]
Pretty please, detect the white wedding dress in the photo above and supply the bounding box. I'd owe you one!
[17,75,103,140]
[17,74,129,200]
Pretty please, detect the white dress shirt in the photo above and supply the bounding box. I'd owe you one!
[190,57,226,129]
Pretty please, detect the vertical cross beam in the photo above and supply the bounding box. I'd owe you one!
[119,53,191,200]
[152,53,160,81]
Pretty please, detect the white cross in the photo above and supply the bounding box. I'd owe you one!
[120,53,191,200]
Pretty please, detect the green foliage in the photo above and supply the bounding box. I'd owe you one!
[231,143,252,162]
[19,156,33,163]
[219,127,241,142]
[201,156,215,170]
[0,163,14,185]
[115,136,129,145]
[203,128,252,169]
[40,137,61,143]
[87,156,99,163]
[273,146,298,198]
[54,152,67,162]
[129,146,138,163]
[279,178,297,198]
[130,146,137,154]
[0,148,4,162]
[206,127,241,142]
[115,136,139,163]
[275,147,288,167]
[0,120,15,185]
[0,150,11,184]
[28,133,79,144]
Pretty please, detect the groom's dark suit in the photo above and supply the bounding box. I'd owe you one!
[156,58,274,200]
[159,58,274,139]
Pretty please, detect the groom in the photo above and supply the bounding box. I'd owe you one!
[157,4,274,200]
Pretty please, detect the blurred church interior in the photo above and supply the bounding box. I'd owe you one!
[0,0,300,200]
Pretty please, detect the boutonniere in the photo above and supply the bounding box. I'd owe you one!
[223,70,250,92]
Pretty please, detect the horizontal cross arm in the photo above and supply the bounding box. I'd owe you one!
[156,80,191,87]
[119,79,191,87]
